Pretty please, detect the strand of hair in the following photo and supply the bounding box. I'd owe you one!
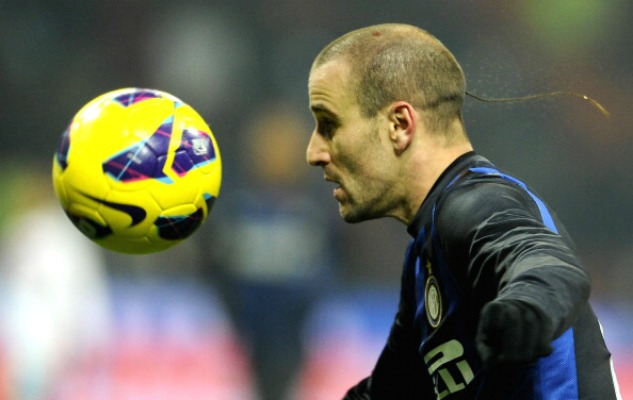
[465,90,611,118]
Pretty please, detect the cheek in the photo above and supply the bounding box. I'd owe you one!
[334,124,385,181]
[335,146,365,179]
[339,151,384,200]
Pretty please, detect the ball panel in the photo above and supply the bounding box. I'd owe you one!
[66,213,113,240]
[52,161,69,204]
[103,144,160,183]
[154,207,205,240]
[172,128,216,176]
[55,124,71,171]
[113,89,162,107]
[66,202,110,238]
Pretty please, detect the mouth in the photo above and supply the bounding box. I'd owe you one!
[324,175,343,199]
[332,186,343,200]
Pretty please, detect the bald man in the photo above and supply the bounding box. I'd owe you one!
[306,24,620,399]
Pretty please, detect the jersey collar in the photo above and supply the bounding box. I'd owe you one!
[407,151,486,237]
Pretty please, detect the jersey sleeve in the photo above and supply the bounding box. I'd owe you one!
[435,179,591,338]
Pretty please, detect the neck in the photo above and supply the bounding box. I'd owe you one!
[397,135,473,225]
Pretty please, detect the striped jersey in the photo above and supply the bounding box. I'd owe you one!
[358,152,620,399]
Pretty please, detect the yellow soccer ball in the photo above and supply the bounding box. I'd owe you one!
[52,88,222,254]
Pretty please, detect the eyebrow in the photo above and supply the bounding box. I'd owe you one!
[310,104,339,121]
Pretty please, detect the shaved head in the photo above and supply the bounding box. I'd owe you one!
[312,24,466,134]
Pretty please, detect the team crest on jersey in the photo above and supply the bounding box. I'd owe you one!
[424,261,443,328]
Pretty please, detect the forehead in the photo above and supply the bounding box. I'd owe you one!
[308,59,354,115]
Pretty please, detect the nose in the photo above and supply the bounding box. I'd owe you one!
[306,131,330,167]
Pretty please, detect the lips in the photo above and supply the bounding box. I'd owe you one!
[324,174,343,199]
[333,186,343,200]
[324,174,338,185]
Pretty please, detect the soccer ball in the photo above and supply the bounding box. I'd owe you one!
[52,88,222,254]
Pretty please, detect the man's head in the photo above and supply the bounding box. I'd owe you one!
[312,23,466,134]
[307,24,472,224]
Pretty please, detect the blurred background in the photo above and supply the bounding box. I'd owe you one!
[1,1,631,399]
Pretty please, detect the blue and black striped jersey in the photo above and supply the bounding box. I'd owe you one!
[348,152,621,399]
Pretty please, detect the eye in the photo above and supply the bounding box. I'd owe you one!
[318,117,337,138]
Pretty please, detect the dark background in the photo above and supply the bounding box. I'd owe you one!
[1,1,631,399]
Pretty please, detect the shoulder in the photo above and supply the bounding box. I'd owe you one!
[434,174,542,242]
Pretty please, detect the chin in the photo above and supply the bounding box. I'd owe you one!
[339,205,360,223]
[341,214,365,224]
[339,204,379,224]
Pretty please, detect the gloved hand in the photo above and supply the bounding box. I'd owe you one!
[476,299,554,369]
[343,377,372,400]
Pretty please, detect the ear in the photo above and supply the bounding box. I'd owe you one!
[388,101,417,154]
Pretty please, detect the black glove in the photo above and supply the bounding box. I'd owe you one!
[476,299,554,369]
[343,377,372,400]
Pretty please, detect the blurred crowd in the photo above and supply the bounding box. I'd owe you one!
[1,1,631,399]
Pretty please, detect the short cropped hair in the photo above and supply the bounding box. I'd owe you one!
[312,24,466,133]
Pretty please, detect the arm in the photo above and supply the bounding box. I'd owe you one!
[437,181,590,367]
